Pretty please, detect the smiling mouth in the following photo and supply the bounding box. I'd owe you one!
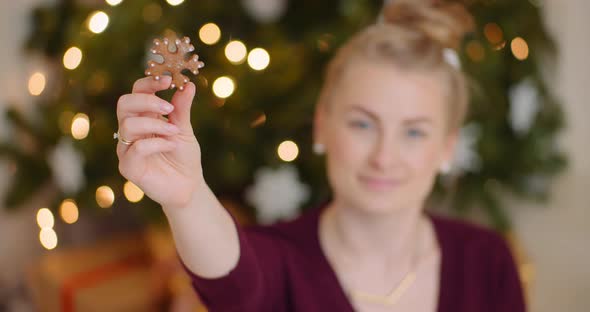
[358,175,401,190]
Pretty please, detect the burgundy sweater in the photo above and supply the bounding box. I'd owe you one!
[183,204,526,311]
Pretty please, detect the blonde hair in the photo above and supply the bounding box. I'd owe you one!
[318,1,474,132]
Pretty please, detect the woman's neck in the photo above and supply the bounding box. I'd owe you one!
[320,199,427,265]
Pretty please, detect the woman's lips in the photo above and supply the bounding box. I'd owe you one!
[358,175,400,191]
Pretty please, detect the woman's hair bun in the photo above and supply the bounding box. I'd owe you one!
[381,0,474,49]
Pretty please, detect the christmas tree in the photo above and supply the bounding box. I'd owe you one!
[1,0,566,233]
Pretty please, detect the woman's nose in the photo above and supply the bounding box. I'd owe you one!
[369,135,401,170]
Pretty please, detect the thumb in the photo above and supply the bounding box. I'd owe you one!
[168,82,196,133]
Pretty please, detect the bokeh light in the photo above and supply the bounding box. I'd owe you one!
[466,40,485,62]
[71,113,90,140]
[87,71,108,95]
[87,11,109,34]
[225,41,247,64]
[143,3,162,23]
[36,208,54,229]
[277,140,299,162]
[484,23,503,44]
[511,37,529,61]
[39,228,58,250]
[250,113,267,128]
[96,185,115,208]
[63,47,83,70]
[247,48,270,71]
[212,76,235,98]
[124,181,144,203]
[166,0,184,6]
[59,199,79,224]
[106,0,123,6]
[493,40,507,51]
[28,72,46,96]
[199,23,221,45]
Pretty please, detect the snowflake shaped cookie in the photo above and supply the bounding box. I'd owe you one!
[145,35,205,91]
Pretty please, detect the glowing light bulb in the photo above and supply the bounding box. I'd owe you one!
[225,41,247,64]
[36,208,54,229]
[466,40,485,62]
[60,199,79,224]
[96,185,115,208]
[28,72,46,96]
[166,0,184,6]
[511,37,529,61]
[71,113,90,140]
[63,47,83,70]
[199,23,221,45]
[277,140,299,162]
[106,0,123,6]
[87,11,109,34]
[124,181,144,203]
[247,48,270,71]
[250,113,266,128]
[212,76,235,98]
[40,228,58,250]
[484,23,503,44]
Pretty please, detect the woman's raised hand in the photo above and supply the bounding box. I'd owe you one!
[116,76,204,209]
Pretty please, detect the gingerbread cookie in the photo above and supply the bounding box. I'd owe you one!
[145,34,205,91]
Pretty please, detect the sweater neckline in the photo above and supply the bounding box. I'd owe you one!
[306,202,449,311]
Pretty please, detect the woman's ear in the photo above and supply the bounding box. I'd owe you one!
[440,130,458,171]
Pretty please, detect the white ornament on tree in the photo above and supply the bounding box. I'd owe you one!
[245,164,310,224]
[509,78,540,136]
[241,0,288,24]
[450,122,482,174]
[47,137,85,194]
[523,174,550,196]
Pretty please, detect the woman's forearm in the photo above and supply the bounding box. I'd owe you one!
[162,184,240,279]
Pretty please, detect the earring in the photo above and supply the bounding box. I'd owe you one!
[313,143,325,155]
[439,162,451,175]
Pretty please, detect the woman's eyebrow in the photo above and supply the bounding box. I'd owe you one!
[348,105,433,126]
[403,117,433,125]
[348,105,379,121]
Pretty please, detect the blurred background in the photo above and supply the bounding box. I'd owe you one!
[0,0,588,311]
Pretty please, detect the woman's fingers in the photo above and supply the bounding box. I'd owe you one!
[119,116,180,142]
[128,137,177,158]
[132,75,172,94]
[118,137,177,181]
[117,76,174,122]
[117,93,175,122]
[168,82,196,133]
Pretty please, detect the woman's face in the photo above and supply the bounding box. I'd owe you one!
[315,61,457,214]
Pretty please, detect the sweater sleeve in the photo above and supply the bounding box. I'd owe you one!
[180,225,287,312]
[492,236,527,312]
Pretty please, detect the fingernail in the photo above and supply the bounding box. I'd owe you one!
[165,123,180,133]
[161,103,174,113]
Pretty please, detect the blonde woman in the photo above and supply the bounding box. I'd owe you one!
[116,1,525,311]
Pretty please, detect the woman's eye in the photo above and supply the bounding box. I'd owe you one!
[348,120,372,129]
[407,128,426,138]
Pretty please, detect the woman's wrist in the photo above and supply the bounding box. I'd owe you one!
[161,178,211,218]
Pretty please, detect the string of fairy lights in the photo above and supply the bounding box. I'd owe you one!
[30,0,292,250]
[29,0,530,250]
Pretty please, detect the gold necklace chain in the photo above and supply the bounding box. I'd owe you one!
[348,271,416,306]
[345,218,431,307]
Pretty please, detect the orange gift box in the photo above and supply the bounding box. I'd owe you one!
[27,233,165,312]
